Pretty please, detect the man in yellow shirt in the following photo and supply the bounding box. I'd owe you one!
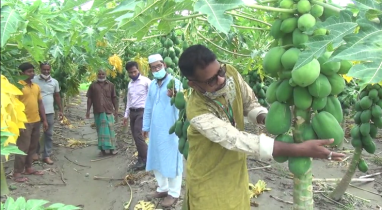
[13,62,48,183]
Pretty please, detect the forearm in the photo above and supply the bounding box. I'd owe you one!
[54,94,63,112]
[112,97,117,112]
[190,113,274,159]
[38,101,47,122]
[87,98,92,112]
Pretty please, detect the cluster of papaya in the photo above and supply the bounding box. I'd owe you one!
[263,0,351,177]
[157,30,189,75]
[350,84,382,172]
[167,78,191,160]
[248,70,270,108]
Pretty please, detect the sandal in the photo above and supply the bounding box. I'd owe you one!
[110,150,118,155]
[43,157,54,165]
[13,176,28,183]
[23,169,44,176]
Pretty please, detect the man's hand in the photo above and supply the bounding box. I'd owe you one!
[167,89,177,97]
[142,131,149,139]
[58,111,64,121]
[86,111,90,119]
[298,139,345,161]
[256,113,266,124]
[114,111,118,118]
[123,117,129,126]
[43,120,48,131]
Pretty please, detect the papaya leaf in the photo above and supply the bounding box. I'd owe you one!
[1,145,26,156]
[347,61,382,85]
[109,0,139,14]
[91,0,109,10]
[1,6,23,47]
[194,0,244,34]
[329,19,382,62]
[125,15,160,40]
[292,10,358,71]
[352,0,381,11]
[62,0,92,12]
[117,0,162,29]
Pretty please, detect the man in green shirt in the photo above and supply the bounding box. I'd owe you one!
[178,45,345,210]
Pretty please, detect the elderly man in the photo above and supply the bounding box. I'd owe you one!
[123,61,151,171]
[142,54,183,208]
[31,62,63,164]
[86,70,118,156]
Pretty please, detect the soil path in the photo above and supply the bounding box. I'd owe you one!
[2,91,382,210]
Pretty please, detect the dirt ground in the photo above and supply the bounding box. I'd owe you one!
[2,91,382,210]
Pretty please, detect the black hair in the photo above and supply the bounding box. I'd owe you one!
[40,61,51,68]
[125,61,139,71]
[178,44,217,78]
[18,62,35,72]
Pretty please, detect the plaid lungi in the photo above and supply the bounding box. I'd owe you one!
[94,112,116,150]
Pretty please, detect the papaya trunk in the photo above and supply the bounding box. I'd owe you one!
[1,161,10,196]
[292,107,314,210]
[329,147,362,200]
[293,169,314,210]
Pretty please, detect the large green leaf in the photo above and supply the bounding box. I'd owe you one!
[329,19,382,62]
[292,10,358,71]
[26,199,49,209]
[117,0,162,29]
[1,145,26,156]
[109,0,139,14]
[91,0,109,10]
[1,6,23,47]
[347,61,382,85]
[62,0,92,12]
[194,0,244,34]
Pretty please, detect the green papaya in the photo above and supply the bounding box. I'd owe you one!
[178,137,186,154]
[322,96,343,123]
[281,47,300,70]
[280,17,298,33]
[312,111,344,146]
[292,29,309,48]
[270,19,285,39]
[337,60,352,74]
[174,92,186,109]
[297,0,311,14]
[318,52,341,76]
[265,101,292,135]
[288,157,312,177]
[169,123,176,134]
[293,86,312,110]
[276,79,293,103]
[310,4,324,18]
[327,74,345,95]
[311,97,327,111]
[183,141,189,159]
[266,80,282,103]
[263,47,286,76]
[273,134,294,163]
[297,14,316,31]
[175,120,183,137]
[358,159,368,172]
[291,58,320,87]
[308,74,332,98]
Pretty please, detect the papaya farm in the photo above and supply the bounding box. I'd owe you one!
[1,0,382,209]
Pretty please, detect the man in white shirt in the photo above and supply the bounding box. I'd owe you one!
[123,61,151,171]
[31,62,63,165]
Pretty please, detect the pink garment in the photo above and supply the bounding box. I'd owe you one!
[124,75,151,118]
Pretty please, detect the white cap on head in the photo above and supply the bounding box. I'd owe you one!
[148,54,163,64]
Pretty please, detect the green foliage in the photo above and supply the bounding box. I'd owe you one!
[0,197,81,210]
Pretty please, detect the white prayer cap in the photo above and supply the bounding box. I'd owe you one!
[148,54,163,64]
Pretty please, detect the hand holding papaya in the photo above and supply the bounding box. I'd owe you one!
[297,139,345,161]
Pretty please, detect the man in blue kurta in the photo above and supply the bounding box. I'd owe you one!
[142,54,183,208]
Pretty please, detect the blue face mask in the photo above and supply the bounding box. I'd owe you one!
[130,73,140,81]
[153,68,166,79]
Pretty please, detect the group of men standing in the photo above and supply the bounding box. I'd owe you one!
[12,44,345,210]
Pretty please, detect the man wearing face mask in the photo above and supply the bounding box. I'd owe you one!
[86,70,118,156]
[123,61,151,171]
[178,45,345,210]
[31,62,63,165]
[142,54,183,208]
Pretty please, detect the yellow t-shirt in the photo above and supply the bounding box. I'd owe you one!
[18,80,42,123]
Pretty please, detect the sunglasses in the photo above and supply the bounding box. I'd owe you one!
[190,64,226,87]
